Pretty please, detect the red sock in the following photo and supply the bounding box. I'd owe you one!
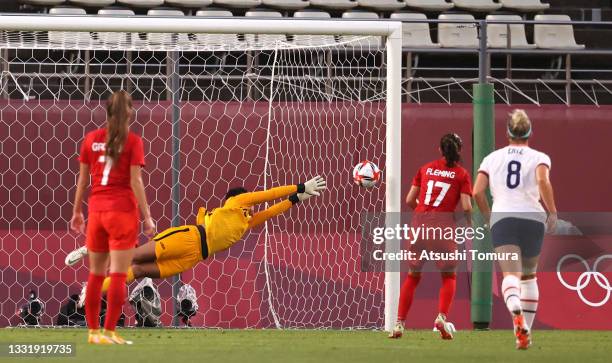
[85,273,105,330]
[397,274,421,321]
[438,273,457,316]
[103,272,127,332]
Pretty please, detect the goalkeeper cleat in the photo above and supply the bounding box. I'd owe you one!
[434,314,454,340]
[65,246,88,266]
[513,313,531,350]
[88,330,114,345]
[103,331,133,345]
[388,321,405,339]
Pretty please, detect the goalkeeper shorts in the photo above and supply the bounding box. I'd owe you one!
[86,210,138,252]
[153,225,208,278]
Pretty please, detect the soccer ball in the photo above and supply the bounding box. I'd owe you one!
[352,160,381,188]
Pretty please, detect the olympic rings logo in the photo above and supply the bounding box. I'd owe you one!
[556,254,612,307]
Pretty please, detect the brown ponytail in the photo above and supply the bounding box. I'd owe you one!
[440,133,463,168]
[105,90,132,162]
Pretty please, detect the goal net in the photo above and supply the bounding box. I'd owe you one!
[0,16,401,329]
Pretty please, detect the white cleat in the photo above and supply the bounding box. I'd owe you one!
[65,246,88,266]
[77,282,87,309]
[433,314,455,340]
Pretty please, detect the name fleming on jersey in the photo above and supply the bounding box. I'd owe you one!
[425,168,456,179]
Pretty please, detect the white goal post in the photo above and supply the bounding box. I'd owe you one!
[0,14,402,331]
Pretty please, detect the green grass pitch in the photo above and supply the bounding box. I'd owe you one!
[1,328,610,363]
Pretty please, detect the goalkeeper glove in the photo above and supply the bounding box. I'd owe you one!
[299,175,326,196]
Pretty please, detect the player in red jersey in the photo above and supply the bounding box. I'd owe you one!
[70,90,155,345]
[389,133,472,340]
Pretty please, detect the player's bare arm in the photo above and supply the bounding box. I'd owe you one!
[70,163,90,235]
[130,165,155,237]
[535,164,558,232]
[472,172,491,226]
[405,185,420,210]
[460,193,473,226]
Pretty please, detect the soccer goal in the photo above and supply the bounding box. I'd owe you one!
[0,14,402,331]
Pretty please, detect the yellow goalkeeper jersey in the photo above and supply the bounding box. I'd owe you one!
[198,185,298,255]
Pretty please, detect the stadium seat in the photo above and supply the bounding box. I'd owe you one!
[292,10,335,46]
[21,1,66,5]
[69,0,115,7]
[341,11,381,47]
[452,0,501,12]
[358,0,407,11]
[49,6,86,14]
[195,9,242,49]
[486,15,535,49]
[147,8,186,16]
[146,9,190,46]
[438,13,478,48]
[500,0,549,12]
[390,12,440,48]
[165,0,214,8]
[213,0,262,8]
[98,7,134,14]
[117,0,164,8]
[262,0,310,10]
[309,0,358,10]
[341,10,379,19]
[404,0,453,12]
[97,8,136,46]
[48,7,91,46]
[534,14,585,49]
[244,9,286,45]
[69,0,114,7]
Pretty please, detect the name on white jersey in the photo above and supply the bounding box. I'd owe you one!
[425,168,456,178]
[92,142,106,152]
[508,148,524,155]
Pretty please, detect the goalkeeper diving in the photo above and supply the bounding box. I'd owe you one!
[67,176,326,293]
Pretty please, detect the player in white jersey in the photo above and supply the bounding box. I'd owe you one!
[473,109,558,350]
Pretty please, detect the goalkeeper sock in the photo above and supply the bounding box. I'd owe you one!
[502,275,522,315]
[103,272,127,332]
[438,273,457,316]
[101,267,134,293]
[85,273,105,330]
[520,277,539,329]
[397,274,421,321]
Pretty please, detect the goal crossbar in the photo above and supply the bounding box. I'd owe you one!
[0,14,400,37]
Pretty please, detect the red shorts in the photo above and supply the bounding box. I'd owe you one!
[86,210,139,252]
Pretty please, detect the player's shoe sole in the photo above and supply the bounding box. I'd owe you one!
[513,314,531,350]
[434,320,454,340]
[65,246,88,266]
